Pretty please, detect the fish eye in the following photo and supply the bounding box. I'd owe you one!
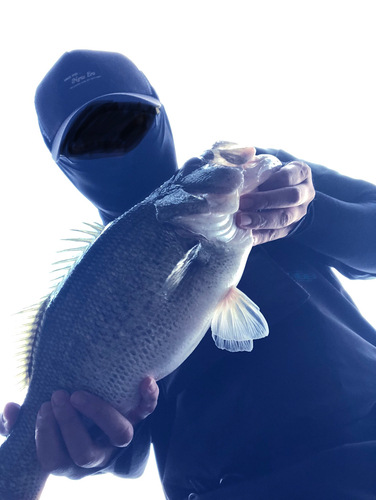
[179,157,206,176]
[201,149,215,162]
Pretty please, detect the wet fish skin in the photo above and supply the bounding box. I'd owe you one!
[0,144,279,499]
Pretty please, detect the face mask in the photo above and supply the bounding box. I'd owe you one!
[55,103,178,225]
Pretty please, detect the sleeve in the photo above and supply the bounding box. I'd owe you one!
[256,148,376,280]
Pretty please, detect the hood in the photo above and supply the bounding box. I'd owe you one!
[35,49,178,224]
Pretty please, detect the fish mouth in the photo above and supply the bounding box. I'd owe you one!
[206,144,256,168]
[219,148,256,166]
[241,154,282,193]
[167,143,282,245]
[174,189,250,246]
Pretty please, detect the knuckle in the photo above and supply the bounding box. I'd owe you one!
[289,186,302,205]
[280,210,293,227]
[268,229,278,241]
[257,214,268,228]
[285,169,296,185]
[257,234,266,245]
[279,166,295,185]
[302,164,311,178]
[286,161,311,184]
[300,161,311,175]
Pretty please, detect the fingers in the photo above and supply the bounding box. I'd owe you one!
[237,202,308,231]
[252,225,299,246]
[240,183,308,211]
[257,160,311,191]
[36,391,111,472]
[36,390,128,474]
[70,391,134,449]
[35,378,158,475]
[125,377,159,426]
[237,161,315,245]
[35,399,73,473]
[0,402,21,435]
[240,163,313,212]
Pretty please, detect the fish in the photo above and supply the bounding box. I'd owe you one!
[0,142,282,500]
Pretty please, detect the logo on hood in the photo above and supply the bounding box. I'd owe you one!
[64,71,102,89]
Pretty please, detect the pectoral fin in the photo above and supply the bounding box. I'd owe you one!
[211,287,269,352]
[162,243,210,299]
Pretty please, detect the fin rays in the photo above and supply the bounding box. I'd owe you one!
[15,221,104,388]
[211,287,269,352]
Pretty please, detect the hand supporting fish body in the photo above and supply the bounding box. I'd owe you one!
[0,143,281,499]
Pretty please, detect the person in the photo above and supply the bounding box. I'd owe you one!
[1,50,376,499]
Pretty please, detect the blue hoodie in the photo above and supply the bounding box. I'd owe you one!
[35,50,178,225]
[34,51,376,499]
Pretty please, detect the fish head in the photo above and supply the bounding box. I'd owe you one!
[207,141,282,193]
[157,142,272,353]
[154,142,281,245]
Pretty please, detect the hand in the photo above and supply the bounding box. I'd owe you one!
[237,161,315,245]
[0,402,21,436]
[0,377,159,478]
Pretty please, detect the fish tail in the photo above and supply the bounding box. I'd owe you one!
[0,405,49,499]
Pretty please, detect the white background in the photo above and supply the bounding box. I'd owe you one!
[1,1,375,499]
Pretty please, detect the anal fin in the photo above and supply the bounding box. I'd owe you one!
[211,287,269,352]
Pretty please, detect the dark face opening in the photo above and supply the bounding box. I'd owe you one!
[60,101,158,159]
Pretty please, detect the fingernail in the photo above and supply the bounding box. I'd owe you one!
[239,214,253,227]
[51,390,69,408]
[71,391,88,407]
[147,379,156,392]
[39,401,52,418]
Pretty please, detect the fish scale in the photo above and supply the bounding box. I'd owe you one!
[0,143,281,499]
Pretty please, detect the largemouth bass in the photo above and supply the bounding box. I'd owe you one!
[0,142,281,499]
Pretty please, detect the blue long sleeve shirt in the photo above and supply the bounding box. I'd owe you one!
[96,148,376,499]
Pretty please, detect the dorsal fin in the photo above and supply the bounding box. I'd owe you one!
[49,221,104,296]
[15,298,49,388]
[15,221,104,388]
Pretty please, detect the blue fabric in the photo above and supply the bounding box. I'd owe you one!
[35,50,160,149]
[35,50,178,224]
[56,106,177,224]
[195,440,376,500]
[103,151,376,500]
[34,53,376,498]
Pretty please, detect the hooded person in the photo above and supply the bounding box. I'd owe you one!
[34,49,178,225]
[4,50,375,500]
